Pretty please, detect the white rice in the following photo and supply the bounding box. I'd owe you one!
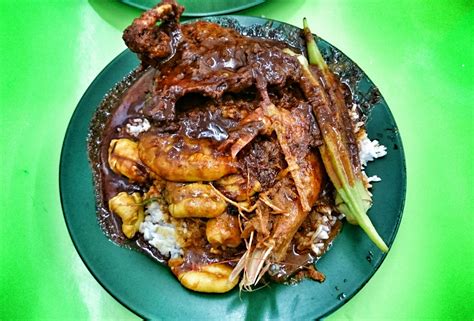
[358,131,387,167]
[350,103,365,133]
[139,202,182,259]
[311,207,339,256]
[349,102,387,187]
[126,118,151,137]
[349,103,387,170]
[367,175,382,182]
[311,242,325,256]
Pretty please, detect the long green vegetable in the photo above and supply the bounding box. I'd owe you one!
[302,18,388,252]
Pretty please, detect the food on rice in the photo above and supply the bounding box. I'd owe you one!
[88,0,387,293]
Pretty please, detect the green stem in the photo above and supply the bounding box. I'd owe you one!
[302,19,388,253]
[303,18,327,72]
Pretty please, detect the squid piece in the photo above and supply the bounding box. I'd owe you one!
[214,174,261,202]
[108,192,145,239]
[165,182,227,218]
[108,138,148,183]
[138,133,238,182]
[206,212,241,248]
[170,260,238,293]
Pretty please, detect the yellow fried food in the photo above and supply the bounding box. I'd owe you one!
[214,174,261,202]
[177,263,238,293]
[165,182,227,218]
[108,138,147,182]
[138,133,237,182]
[206,212,241,248]
[108,192,145,238]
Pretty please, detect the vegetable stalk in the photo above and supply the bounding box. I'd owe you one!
[302,18,388,252]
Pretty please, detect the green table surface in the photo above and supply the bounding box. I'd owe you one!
[1,0,472,320]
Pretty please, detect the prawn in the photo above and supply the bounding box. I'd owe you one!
[138,133,238,182]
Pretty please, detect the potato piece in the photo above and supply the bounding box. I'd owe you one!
[206,212,241,248]
[108,192,144,238]
[214,174,261,201]
[165,183,227,218]
[177,263,238,293]
[108,138,147,182]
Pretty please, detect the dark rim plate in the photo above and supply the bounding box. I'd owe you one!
[60,16,406,320]
[120,0,265,17]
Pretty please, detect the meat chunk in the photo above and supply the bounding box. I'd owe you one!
[123,5,303,121]
[123,0,184,66]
